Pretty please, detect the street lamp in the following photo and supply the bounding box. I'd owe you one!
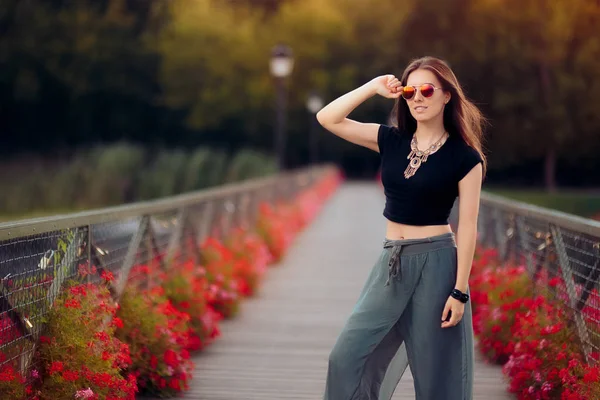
[270,44,294,170]
[306,91,324,166]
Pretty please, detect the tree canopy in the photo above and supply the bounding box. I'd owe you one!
[1,0,599,186]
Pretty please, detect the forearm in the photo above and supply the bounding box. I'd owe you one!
[455,223,478,293]
[316,81,377,125]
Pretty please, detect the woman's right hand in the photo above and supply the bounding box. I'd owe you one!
[370,75,402,99]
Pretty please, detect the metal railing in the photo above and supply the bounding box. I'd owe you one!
[451,192,600,365]
[0,164,336,387]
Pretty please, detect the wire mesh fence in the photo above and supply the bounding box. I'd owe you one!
[452,192,600,365]
[0,165,331,392]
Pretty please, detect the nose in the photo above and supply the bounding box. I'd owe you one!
[413,89,424,102]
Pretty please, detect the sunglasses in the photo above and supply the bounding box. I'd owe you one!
[401,83,443,100]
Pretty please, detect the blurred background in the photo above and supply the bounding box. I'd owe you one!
[1,0,599,221]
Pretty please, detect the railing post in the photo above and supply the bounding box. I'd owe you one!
[551,224,593,364]
[515,216,535,277]
[114,216,148,300]
[248,188,259,228]
[493,208,507,260]
[222,194,236,238]
[183,217,203,267]
[143,222,155,290]
[505,214,516,264]
[237,192,250,230]
[165,208,186,268]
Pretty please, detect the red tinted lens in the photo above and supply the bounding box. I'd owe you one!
[402,86,415,100]
[420,84,435,97]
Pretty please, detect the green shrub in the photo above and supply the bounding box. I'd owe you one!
[0,145,278,220]
[135,149,188,200]
[203,149,228,188]
[84,143,146,206]
[225,149,276,182]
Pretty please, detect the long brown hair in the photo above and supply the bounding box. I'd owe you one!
[392,56,488,177]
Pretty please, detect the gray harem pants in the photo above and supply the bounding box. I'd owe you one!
[324,232,474,400]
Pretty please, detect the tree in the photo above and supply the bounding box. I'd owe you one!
[467,0,600,191]
[0,0,171,152]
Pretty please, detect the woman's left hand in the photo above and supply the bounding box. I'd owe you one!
[441,296,465,328]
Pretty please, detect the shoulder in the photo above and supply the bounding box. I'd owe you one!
[377,124,409,155]
[452,136,483,181]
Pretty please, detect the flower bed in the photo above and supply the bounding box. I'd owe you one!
[114,285,194,396]
[0,169,342,399]
[471,248,600,399]
[28,268,138,400]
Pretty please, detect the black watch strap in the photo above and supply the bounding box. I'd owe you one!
[450,288,469,303]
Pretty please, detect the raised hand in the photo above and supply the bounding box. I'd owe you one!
[370,75,403,99]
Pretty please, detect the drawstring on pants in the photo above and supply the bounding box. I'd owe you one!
[384,243,403,286]
[383,235,437,286]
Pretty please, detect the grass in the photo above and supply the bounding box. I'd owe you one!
[485,187,600,219]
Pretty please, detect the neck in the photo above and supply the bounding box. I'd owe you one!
[414,119,446,143]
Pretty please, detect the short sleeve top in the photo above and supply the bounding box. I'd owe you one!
[377,124,483,226]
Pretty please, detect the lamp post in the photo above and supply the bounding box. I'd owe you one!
[306,91,324,166]
[269,44,294,170]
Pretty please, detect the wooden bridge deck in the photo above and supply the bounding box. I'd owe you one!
[175,182,511,399]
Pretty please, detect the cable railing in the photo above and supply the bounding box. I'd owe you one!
[450,192,600,365]
[0,164,336,390]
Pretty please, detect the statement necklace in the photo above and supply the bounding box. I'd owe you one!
[404,131,447,179]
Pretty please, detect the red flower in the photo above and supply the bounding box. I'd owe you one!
[101,271,115,282]
[61,369,79,381]
[163,349,178,368]
[112,317,124,329]
[49,361,64,375]
[64,298,81,308]
[583,367,600,383]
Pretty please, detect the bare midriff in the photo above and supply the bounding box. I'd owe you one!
[385,219,453,240]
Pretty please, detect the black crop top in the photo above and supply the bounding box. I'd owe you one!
[378,124,483,226]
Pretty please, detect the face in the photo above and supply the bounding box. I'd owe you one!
[403,69,451,123]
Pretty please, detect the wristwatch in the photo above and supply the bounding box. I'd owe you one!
[450,288,469,303]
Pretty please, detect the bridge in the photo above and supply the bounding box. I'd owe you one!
[0,165,598,399]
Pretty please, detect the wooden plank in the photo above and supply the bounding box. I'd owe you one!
[170,182,512,400]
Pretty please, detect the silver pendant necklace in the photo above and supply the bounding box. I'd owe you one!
[404,131,447,179]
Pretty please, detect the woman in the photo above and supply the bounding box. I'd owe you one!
[316,56,485,400]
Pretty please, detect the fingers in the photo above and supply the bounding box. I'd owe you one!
[379,75,402,99]
[441,302,464,329]
[441,301,450,323]
[386,76,402,91]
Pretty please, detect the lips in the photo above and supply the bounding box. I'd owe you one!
[414,106,428,112]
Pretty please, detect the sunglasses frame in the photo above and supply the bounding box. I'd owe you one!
[401,83,443,100]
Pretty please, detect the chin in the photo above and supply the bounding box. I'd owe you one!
[411,110,442,123]
[411,113,434,123]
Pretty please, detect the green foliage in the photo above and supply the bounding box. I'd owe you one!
[161,264,210,348]
[2,0,600,186]
[486,188,600,218]
[114,287,193,397]
[226,149,277,182]
[34,280,137,399]
[136,149,188,200]
[181,148,213,192]
[0,145,276,220]
[157,0,270,131]
[85,143,146,207]
[0,362,26,400]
